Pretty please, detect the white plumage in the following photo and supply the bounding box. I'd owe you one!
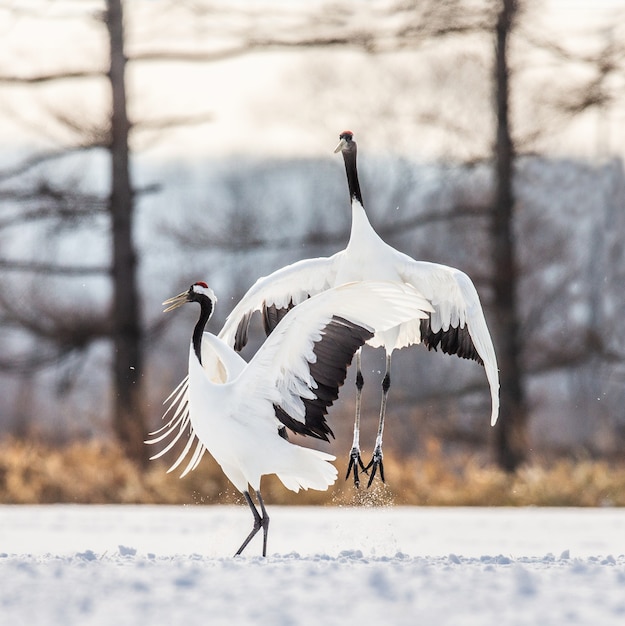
[218,131,499,487]
[147,280,433,556]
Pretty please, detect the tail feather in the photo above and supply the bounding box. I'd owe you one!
[276,447,338,493]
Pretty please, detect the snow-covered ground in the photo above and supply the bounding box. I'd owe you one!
[1,505,624,625]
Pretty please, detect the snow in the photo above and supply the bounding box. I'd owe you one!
[1,505,625,625]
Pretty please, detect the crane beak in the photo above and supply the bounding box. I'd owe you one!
[333,138,347,154]
[162,291,189,312]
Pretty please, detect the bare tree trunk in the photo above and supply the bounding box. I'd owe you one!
[106,0,146,464]
[491,0,527,472]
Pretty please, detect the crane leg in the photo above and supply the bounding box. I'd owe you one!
[346,349,368,487]
[235,490,270,557]
[365,353,392,488]
[256,490,270,557]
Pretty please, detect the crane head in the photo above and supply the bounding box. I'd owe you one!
[163,281,217,312]
[334,130,355,154]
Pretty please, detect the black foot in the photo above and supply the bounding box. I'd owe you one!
[364,449,384,488]
[235,492,270,557]
[235,517,262,557]
[345,447,368,488]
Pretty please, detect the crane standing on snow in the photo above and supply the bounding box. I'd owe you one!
[147,280,433,556]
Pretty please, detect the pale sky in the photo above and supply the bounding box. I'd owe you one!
[0,0,624,161]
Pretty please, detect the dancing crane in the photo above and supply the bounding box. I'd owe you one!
[147,280,432,556]
[218,131,499,488]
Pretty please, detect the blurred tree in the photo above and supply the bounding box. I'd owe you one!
[490,0,527,471]
[1,0,624,467]
[118,0,587,469]
[0,1,147,461]
[0,0,206,462]
[106,0,145,463]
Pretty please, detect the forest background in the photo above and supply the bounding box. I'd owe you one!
[1,0,624,505]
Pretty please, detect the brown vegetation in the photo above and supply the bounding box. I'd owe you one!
[1,437,624,507]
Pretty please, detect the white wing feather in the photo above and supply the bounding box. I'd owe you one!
[396,257,500,425]
[145,334,247,473]
[218,254,342,346]
[231,281,433,429]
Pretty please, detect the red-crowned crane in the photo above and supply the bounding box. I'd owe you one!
[146,280,433,556]
[217,131,499,489]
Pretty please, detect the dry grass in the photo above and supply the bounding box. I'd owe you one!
[1,437,624,507]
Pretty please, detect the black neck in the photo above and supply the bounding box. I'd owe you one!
[342,147,363,206]
[192,296,213,365]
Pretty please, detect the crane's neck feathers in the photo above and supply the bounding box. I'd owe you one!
[341,141,363,207]
[190,286,215,365]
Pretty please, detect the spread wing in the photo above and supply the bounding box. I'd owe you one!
[218,253,343,351]
[148,281,433,474]
[232,281,433,439]
[396,257,500,425]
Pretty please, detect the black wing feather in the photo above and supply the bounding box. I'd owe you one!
[233,301,295,352]
[233,311,253,352]
[263,301,294,336]
[274,315,374,441]
[419,317,483,365]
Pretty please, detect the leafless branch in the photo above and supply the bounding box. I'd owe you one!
[0,200,108,231]
[0,145,105,184]
[0,259,110,276]
[0,346,77,375]
[135,112,214,132]
[0,289,110,379]
[169,204,489,251]
[520,27,625,68]
[45,105,111,146]
[0,69,104,84]
[129,46,257,64]
[129,11,491,65]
